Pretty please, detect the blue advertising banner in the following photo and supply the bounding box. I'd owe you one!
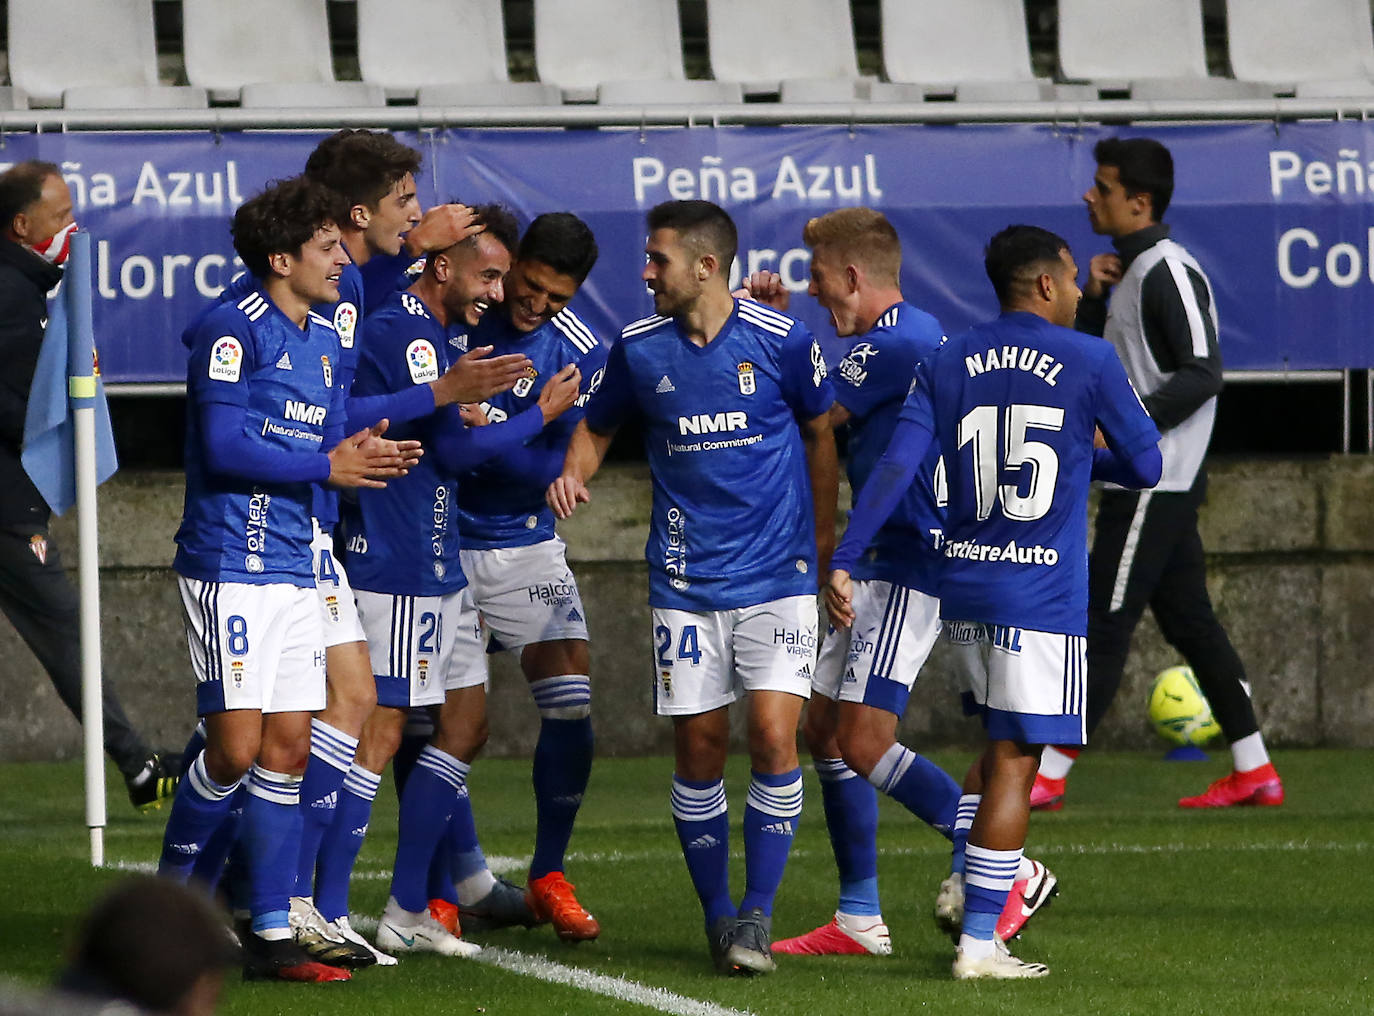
[4,122,1373,381]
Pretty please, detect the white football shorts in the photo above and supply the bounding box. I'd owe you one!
[649,595,816,716]
[460,537,589,653]
[812,579,942,715]
[178,576,326,716]
[354,586,487,709]
[942,619,1087,746]
[311,518,366,649]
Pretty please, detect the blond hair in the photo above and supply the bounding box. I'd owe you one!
[802,207,901,285]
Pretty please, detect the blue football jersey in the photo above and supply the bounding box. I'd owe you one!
[340,288,467,597]
[834,301,946,595]
[584,299,834,611]
[455,305,609,549]
[174,288,344,587]
[902,311,1159,634]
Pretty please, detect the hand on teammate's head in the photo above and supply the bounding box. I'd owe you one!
[731,270,790,313]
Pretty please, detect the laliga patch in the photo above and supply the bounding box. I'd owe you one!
[320,355,333,389]
[407,339,440,384]
[333,302,358,349]
[208,336,243,382]
[737,360,756,396]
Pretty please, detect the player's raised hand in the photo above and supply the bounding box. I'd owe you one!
[732,270,790,312]
[405,203,485,255]
[824,568,855,629]
[431,346,532,406]
[537,364,582,424]
[1083,253,1123,299]
[327,420,423,488]
[547,473,591,519]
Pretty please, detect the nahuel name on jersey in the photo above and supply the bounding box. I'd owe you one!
[964,346,1065,386]
[944,537,1060,565]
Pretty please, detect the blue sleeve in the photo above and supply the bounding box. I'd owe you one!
[200,402,331,484]
[583,341,637,434]
[777,322,835,420]
[833,326,924,419]
[1092,443,1162,489]
[186,311,255,409]
[345,383,436,433]
[831,412,935,574]
[360,251,420,315]
[1094,347,1161,461]
[430,404,545,474]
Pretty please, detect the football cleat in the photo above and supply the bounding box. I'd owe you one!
[526,872,600,941]
[934,873,964,943]
[707,915,738,974]
[331,915,397,967]
[126,752,180,812]
[952,936,1049,980]
[377,899,482,958]
[996,860,1059,941]
[459,876,538,931]
[289,897,376,968]
[1179,763,1284,808]
[726,907,775,975]
[428,898,459,935]
[1029,773,1065,812]
[241,933,351,982]
[773,912,891,956]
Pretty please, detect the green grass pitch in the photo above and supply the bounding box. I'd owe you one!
[1,750,1370,1015]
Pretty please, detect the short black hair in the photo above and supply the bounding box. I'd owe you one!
[470,202,520,255]
[1094,137,1174,221]
[0,160,61,230]
[231,176,343,279]
[304,128,422,211]
[984,224,1071,306]
[518,212,599,284]
[57,876,239,1013]
[646,199,737,269]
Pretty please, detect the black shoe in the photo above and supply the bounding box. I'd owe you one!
[726,907,775,975]
[707,915,738,975]
[241,933,351,983]
[126,752,180,812]
[459,875,539,931]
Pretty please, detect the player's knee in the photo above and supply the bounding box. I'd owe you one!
[800,710,837,757]
[835,728,884,779]
[203,741,254,785]
[435,716,488,760]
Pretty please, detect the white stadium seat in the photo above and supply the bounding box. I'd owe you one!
[182,0,339,103]
[1227,0,1374,87]
[358,0,510,101]
[880,0,1036,91]
[63,86,209,110]
[1059,0,1209,84]
[596,80,743,105]
[418,82,563,107]
[706,0,860,96]
[8,0,165,107]
[240,82,387,108]
[535,0,685,103]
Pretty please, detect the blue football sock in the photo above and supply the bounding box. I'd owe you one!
[241,765,303,937]
[390,745,468,915]
[529,675,593,879]
[190,784,246,891]
[158,751,239,882]
[740,768,803,917]
[314,763,380,922]
[950,794,980,877]
[815,757,881,917]
[426,777,487,906]
[295,719,357,898]
[963,844,1021,942]
[670,776,732,926]
[867,743,960,838]
[392,707,432,797]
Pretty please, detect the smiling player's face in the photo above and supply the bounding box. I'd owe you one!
[287,223,350,306]
[506,259,579,333]
[441,232,511,327]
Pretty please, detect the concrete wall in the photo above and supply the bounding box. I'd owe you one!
[2,457,1371,763]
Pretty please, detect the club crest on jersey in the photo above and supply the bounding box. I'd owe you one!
[208,336,243,382]
[320,355,333,389]
[737,360,756,395]
[513,367,538,399]
[407,339,440,383]
[333,302,357,348]
[28,534,47,565]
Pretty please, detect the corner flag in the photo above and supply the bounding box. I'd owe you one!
[20,231,118,514]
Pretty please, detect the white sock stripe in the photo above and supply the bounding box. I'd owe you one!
[418,745,469,789]
[309,721,359,771]
[529,675,592,705]
[955,794,980,831]
[187,753,238,801]
[246,765,301,806]
[670,779,727,820]
[745,775,804,817]
[964,845,1023,890]
[814,758,857,782]
[870,743,914,794]
[343,764,382,799]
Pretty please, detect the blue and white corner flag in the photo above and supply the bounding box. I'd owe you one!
[20,231,118,515]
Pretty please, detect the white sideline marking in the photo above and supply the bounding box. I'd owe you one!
[473,945,756,1016]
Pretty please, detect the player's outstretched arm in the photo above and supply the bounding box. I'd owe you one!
[800,411,839,580]
[327,420,422,488]
[547,419,613,519]
[732,270,790,313]
[404,203,485,256]
[431,345,533,407]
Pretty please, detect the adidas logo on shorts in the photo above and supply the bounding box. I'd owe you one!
[567,607,582,622]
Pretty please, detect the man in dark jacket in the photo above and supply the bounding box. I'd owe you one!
[0,159,176,810]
